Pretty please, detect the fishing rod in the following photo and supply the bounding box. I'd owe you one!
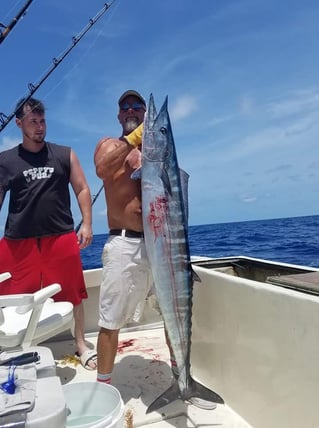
[0,1,115,133]
[75,184,104,233]
[0,0,34,45]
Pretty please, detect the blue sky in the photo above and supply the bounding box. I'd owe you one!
[1,0,319,235]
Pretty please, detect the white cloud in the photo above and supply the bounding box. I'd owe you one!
[170,95,198,121]
[239,95,255,115]
[266,88,319,118]
[0,136,19,152]
[208,114,233,127]
[240,196,257,203]
[210,90,319,164]
[98,208,107,216]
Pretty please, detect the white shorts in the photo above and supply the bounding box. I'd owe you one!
[98,235,153,330]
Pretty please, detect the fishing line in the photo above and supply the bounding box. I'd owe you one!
[0,0,34,45]
[0,0,117,133]
[33,2,118,229]
[75,184,104,233]
[1,0,23,22]
[31,0,120,108]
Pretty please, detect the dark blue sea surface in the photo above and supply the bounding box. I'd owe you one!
[81,215,319,270]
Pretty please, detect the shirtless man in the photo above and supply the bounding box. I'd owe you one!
[94,90,149,384]
[94,91,217,410]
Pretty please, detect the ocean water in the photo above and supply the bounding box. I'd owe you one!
[81,214,319,270]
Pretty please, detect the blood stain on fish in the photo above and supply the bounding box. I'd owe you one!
[148,196,168,238]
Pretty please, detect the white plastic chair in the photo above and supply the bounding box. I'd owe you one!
[0,272,74,351]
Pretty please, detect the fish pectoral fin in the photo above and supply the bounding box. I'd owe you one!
[130,167,141,180]
[160,169,172,196]
[146,380,181,414]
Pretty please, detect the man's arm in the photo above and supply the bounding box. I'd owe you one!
[94,123,144,180]
[94,137,132,180]
[69,149,93,248]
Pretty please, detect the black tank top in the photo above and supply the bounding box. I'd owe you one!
[0,142,74,239]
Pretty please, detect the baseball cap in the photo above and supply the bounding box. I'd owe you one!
[118,90,146,107]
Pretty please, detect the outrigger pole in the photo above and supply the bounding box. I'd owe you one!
[0,0,34,45]
[75,184,104,233]
[0,1,115,133]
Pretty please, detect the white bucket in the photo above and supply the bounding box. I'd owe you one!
[63,382,124,428]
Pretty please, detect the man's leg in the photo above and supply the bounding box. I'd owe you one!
[0,238,41,294]
[40,233,96,369]
[72,302,97,369]
[96,327,120,384]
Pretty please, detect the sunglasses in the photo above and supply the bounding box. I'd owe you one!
[120,102,145,112]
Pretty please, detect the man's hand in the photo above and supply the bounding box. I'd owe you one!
[77,223,93,249]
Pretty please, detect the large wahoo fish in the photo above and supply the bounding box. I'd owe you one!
[141,95,224,413]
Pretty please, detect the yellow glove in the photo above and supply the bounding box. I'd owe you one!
[124,123,144,148]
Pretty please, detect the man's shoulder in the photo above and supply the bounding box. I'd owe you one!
[46,141,70,150]
[0,144,19,159]
[94,136,117,156]
[97,136,112,146]
[46,142,71,166]
[46,142,71,156]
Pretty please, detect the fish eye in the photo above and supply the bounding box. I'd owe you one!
[160,127,167,135]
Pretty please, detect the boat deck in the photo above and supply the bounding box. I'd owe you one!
[46,325,251,428]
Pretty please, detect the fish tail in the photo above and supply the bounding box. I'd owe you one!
[185,376,224,405]
[146,376,224,414]
[146,381,181,414]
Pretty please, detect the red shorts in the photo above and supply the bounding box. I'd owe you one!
[0,231,87,305]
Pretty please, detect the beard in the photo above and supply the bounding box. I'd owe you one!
[124,118,139,134]
[23,130,45,144]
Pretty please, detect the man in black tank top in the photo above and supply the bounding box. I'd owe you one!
[0,97,97,370]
